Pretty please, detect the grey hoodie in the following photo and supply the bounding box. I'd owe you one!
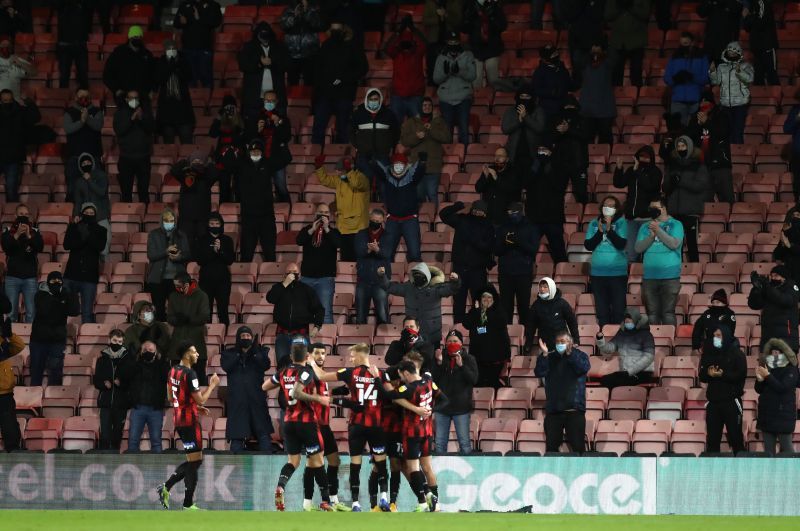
[709,42,754,107]
[433,50,477,105]
[72,153,110,220]
[597,307,656,375]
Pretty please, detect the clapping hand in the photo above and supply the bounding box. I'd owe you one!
[707,365,724,378]
[377,266,386,276]
[755,365,769,381]
[648,220,660,234]
[538,338,549,356]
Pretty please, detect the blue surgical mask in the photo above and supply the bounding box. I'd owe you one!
[367,100,380,112]
[163,222,175,232]
[624,322,635,331]
[264,101,276,112]
[555,343,567,354]
[538,292,549,300]
[712,337,722,349]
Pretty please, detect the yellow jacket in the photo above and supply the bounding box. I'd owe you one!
[0,333,26,395]
[315,167,371,235]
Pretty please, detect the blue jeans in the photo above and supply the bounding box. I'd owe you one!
[273,167,290,203]
[0,162,20,201]
[671,101,699,127]
[276,333,310,370]
[4,276,38,323]
[29,342,65,386]
[440,100,472,145]
[183,49,213,88]
[417,173,440,210]
[591,275,628,327]
[724,104,749,144]
[390,95,423,124]
[355,282,388,324]
[434,412,472,454]
[312,97,353,144]
[127,405,164,453]
[64,279,97,324]
[384,217,421,262]
[301,276,335,324]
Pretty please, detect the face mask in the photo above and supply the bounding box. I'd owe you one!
[508,212,522,223]
[725,53,741,62]
[494,160,507,169]
[638,157,651,164]
[258,32,271,45]
[712,337,723,349]
[166,49,178,59]
[555,343,567,354]
[82,214,96,224]
[109,343,123,353]
[209,226,222,236]
[602,206,616,218]
[49,283,62,295]
[78,97,90,107]
[237,338,253,350]
[175,285,185,294]
[624,322,635,331]
[393,163,406,175]
[81,163,93,173]
[677,148,688,157]
[15,216,29,225]
[367,100,380,112]
[446,44,461,56]
[770,279,783,287]
[648,207,662,220]
[402,328,419,345]
[412,274,427,287]
[142,350,156,361]
[130,38,142,49]
[421,111,432,119]
[128,99,139,109]
[251,155,262,162]
[142,311,154,324]
[369,221,382,230]
[445,342,461,356]
[264,101,276,112]
[767,354,788,369]
[163,222,175,232]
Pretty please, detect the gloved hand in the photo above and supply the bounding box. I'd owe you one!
[314,154,326,168]
[443,60,451,75]
[672,70,694,85]
[451,60,460,74]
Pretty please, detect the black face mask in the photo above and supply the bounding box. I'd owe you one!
[237,338,253,350]
[369,221,382,230]
[82,214,96,224]
[81,164,93,173]
[130,38,143,49]
[15,215,29,225]
[109,344,123,353]
[771,279,784,287]
[142,350,156,362]
[49,283,63,295]
[412,274,427,287]
[421,111,433,119]
[508,212,523,223]
[648,207,662,219]
[677,148,689,158]
[446,44,461,56]
[208,226,222,236]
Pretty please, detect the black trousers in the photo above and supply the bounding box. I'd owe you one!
[453,267,488,323]
[161,124,194,145]
[583,117,615,145]
[706,398,745,454]
[118,156,151,204]
[566,169,589,204]
[200,277,231,326]
[600,371,654,390]
[148,280,175,322]
[710,167,735,204]
[99,405,128,450]
[611,47,644,87]
[673,214,699,263]
[544,411,586,453]
[476,362,506,389]
[241,216,277,262]
[0,393,21,451]
[57,43,89,89]
[499,273,532,325]
[791,157,800,203]
[212,168,234,203]
[339,232,357,262]
[752,48,780,86]
[532,223,567,264]
[178,217,207,258]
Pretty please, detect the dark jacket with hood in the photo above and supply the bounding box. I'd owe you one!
[103,41,156,97]
[195,217,235,284]
[171,158,215,225]
[350,89,399,159]
[146,214,191,284]
[501,91,547,163]
[167,281,210,360]
[525,277,580,350]
[551,97,590,175]
[597,308,655,375]
[748,276,800,351]
[461,0,507,61]
[93,345,133,409]
[237,156,276,219]
[431,345,478,416]
[0,99,40,164]
[238,22,290,112]
[494,215,537,276]
[532,58,573,118]
[30,282,80,344]
[755,338,799,434]
[1,218,44,280]
[155,53,196,128]
[72,154,110,220]
[463,285,511,365]
[113,103,155,159]
[63,102,103,159]
[439,202,496,272]
[686,105,732,171]
[692,304,737,350]
[475,162,521,224]
[63,213,107,283]
[773,222,800,288]
[266,278,325,331]
[120,348,170,410]
[663,135,711,216]
[124,300,172,356]
[524,150,569,224]
[699,325,746,401]
[534,344,591,413]
[221,327,273,440]
[173,0,222,51]
[613,145,663,219]
[385,334,435,373]
[313,25,368,101]
[280,1,324,59]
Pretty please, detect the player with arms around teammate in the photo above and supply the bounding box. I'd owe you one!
[262,343,333,512]
[157,341,220,510]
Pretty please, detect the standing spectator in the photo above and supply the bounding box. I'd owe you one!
[774,212,800,283]
[595,308,656,388]
[154,40,196,145]
[613,146,663,261]
[311,21,368,145]
[563,0,605,87]
[313,155,370,262]
[433,31,476,145]
[0,0,25,36]
[687,91,734,203]
[384,315,435,370]
[237,139,277,262]
[551,95,590,204]
[29,272,80,386]
[531,0,565,30]
[534,331,590,453]
[431,329,478,454]
[350,88,399,191]
[579,42,616,144]
[280,0,324,85]
[532,44,573,121]
[172,0,222,88]
[114,90,155,204]
[0,298,24,451]
[476,148,521,224]
[604,0,650,87]
[698,0,743,67]
[266,263,325,367]
[209,95,245,203]
[71,154,111,258]
[63,89,103,199]
[296,203,341,324]
[378,262,460,347]
[0,89,40,202]
[195,212,234,326]
[747,265,800,351]
[238,22,289,124]
[384,16,428,123]
[463,285,510,388]
[123,340,169,453]
[63,203,107,324]
[584,197,628,326]
[709,41,754,145]
[167,272,210,381]
[755,338,799,455]
[524,277,580,352]
[102,26,156,104]
[664,135,711,263]
[784,91,800,203]
[146,208,191,322]
[320,0,364,46]
[461,0,507,89]
[422,0,463,82]
[523,146,569,264]
[400,97,452,210]
[743,0,779,86]
[2,204,43,322]
[374,153,426,262]
[56,0,91,89]
[221,326,274,452]
[171,150,214,253]
[124,300,172,357]
[93,329,131,450]
[664,32,710,126]
[354,209,391,324]
[501,83,546,171]
[0,37,36,96]
[494,202,536,324]
[692,289,737,355]
[699,326,746,454]
[635,197,684,325]
[252,90,292,204]
[439,200,496,323]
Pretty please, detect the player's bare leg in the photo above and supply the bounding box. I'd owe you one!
[421,455,438,511]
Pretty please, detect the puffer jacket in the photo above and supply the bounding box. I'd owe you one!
[279,2,323,59]
[663,135,712,216]
[613,145,663,219]
[699,325,746,401]
[534,345,591,413]
[709,42,754,107]
[755,338,799,434]
[525,277,580,350]
[664,46,710,104]
[350,89,399,159]
[597,308,655,375]
[433,49,477,105]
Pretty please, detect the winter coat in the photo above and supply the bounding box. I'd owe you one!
[431,347,478,415]
[461,0,507,61]
[698,0,744,62]
[439,203,496,272]
[63,220,107,283]
[63,103,103,159]
[501,104,546,163]
[551,105,590,174]
[312,26,368,101]
[532,61,573,118]
[314,167,370,235]
[30,282,80,344]
[375,161,425,218]
[0,99,40,163]
[1,222,43,279]
[604,0,651,51]
[613,146,663,219]
[167,283,210,360]
[584,213,629,277]
[463,291,511,365]
[709,42,754,107]
[120,353,170,410]
[221,344,274,439]
[686,106,732,171]
[154,55,196,128]
[355,227,392,285]
[57,0,91,46]
[266,280,325,330]
[146,224,191,284]
[384,31,427,98]
[385,338,435,373]
[664,47,710,103]
[196,231,235,284]
[172,0,222,51]
[297,224,341,279]
[699,325,746,401]
[422,0,464,44]
[692,305,737,350]
[113,105,155,159]
[743,0,778,52]
[71,154,110,220]
[755,338,799,434]
[400,114,452,174]
[280,3,323,59]
[351,89,400,159]
[534,346,591,413]
[433,50,477,105]
[124,300,173,356]
[209,118,245,170]
[476,164,522,224]
[748,278,800,351]
[0,332,25,395]
[249,109,292,170]
[664,136,712,216]
[171,160,214,225]
[93,347,133,409]
[525,279,580,350]
[523,152,569,224]
[102,42,155,96]
[596,308,655,375]
[238,23,290,111]
[380,263,460,345]
[563,0,606,52]
[494,217,537,276]
[237,156,276,219]
[579,58,617,118]
[773,225,800,289]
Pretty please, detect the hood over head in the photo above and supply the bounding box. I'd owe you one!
[539,277,557,301]
[759,338,798,367]
[722,41,743,62]
[78,152,96,172]
[622,307,649,330]
[364,88,384,110]
[236,325,254,340]
[635,145,656,162]
[410,262,432,286]
[705,323,736,352]
[132,299,153,322]
[253,21,274,43]
[80,202,98,215]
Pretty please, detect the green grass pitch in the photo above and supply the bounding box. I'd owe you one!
[3,512,799,531]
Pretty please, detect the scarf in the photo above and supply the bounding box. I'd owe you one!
[259,111,276,157]
[479,10,490,42]
[369,227,385,243]
[312,222,325,247]
[446,342,461,369]
[165,67,181,100]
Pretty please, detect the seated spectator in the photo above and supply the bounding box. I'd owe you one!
[209,95,245,203]
[237,22,289,123]
[523,145,569,264]
[2,204,43,322]
[431,329,478,454]
[532,44,573,121]
[29,271,80,386]
[195,212,235,326]
[524,277,580,353]
[691,289,736,355]
[383,15,427,123]
[171,150,215,254]
[102,26,155,104]
[384,315,435,371]
[709,41,753,144]
[124,300,172,356]
[0,89,40,202]
[433,31,476,145]
[251,90,292,204]
[113,89,155,204]
[93,329,131,450]
[147,208,191,321]
[237,139,277,262]
[122,340,170,453]
[172,0,222,88]
[296,203,341,324]
[400,97,452,210]
[461,0,506,89]
[0,297,25,451]
[0,36,36,96]
[373,153,426,263]
[64,89,104,199]
[755,338,799,455]
[71,154,111,258]
[155,40,196,145]
[354,209,391,325]
[584,197,628,326]
[747,265,800,351]
[686,91,734,204]
[168,272,210,383]
[743,0,779,86]
[612,146,663,261]
[280,0,324,85]
[494,202,536,324]
[595,308,655,389]
[579,42,616,144]
[664,32,709,126]
[501,84,545,171]
[463,284,510,388]
[63,203,107,324]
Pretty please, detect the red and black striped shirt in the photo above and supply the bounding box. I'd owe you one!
[271,363,317,424]
[337,365,383,428]
[397,376,438,439]
[381,371,402,434]
[312,377,331,426]
[169,365,200,428]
